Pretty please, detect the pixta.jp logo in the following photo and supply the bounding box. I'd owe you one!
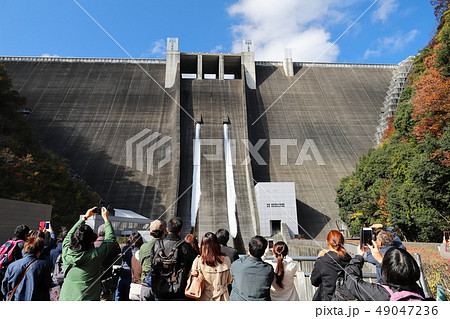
[126,129,172,175]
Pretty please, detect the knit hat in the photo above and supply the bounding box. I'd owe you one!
[150,220,164,232]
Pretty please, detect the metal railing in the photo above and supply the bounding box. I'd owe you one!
[261,255,377,301]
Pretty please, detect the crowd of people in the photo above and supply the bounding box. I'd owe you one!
[0,207,441,301]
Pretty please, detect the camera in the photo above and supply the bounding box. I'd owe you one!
[360,227,373,249]
[93,199,115,216]
[445,231,449,241]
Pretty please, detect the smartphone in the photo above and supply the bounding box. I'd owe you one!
[360,227,373,249]
[444,231,449,241]
[268,239,274,250]
[39,221,46,231]
[45,221,51,231]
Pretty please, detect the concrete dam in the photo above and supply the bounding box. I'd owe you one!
[1,39,400,251]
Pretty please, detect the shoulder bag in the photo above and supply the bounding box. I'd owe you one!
[7,259,38,301]
[185,256,204,299]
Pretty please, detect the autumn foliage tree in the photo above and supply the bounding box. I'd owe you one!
[336,1,450,242]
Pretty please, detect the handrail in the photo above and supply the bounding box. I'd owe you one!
[414,253,433,299]
[303,272,378,279]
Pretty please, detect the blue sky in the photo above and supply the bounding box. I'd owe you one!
[0,0,438,64]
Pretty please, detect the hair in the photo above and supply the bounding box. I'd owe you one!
[57,226,68,244]
[150,228,164,238]
[215,229,229,246]
[377,230,395,247]
[273,241,288,289]
[167,217,183,234]
[326,230,347,258]
[185,234,200,255]
[14,225,30,240]
[69,224,97,252]
[127,232,143,248]
[248,235,267,258]
[24,237,44,256]
[150,220,165,238]
[97,224,106,237]
[381,247,421,290]
[200,232,225,267]
[28,230,45,239]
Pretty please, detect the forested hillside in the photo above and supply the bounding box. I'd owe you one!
[336,1,450,242]
[0,63,98,230]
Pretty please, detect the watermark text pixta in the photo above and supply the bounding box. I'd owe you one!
[126,129,325,175]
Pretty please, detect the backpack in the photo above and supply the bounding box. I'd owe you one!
[52,253,65,285]
[151,239,186,298]
[0,239,24,275]
[380,285,425,301]
[331,272,357,301]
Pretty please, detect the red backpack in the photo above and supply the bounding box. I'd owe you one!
[0,239,24,274]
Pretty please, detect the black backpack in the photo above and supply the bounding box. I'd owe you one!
[331,272,357,301]
[151,239,186,298]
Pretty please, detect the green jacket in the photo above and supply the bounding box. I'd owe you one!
[59,219,116,301]
[139,237,158,284]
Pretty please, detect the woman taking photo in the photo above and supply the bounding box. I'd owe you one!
[267,241,299,301]
[310,230,351,301]
[344,244,426,301]
[191,232,232,301]
[59,206,117,301]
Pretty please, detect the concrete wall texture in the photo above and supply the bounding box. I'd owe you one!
[1,54,396,251]
[0,198,52,244]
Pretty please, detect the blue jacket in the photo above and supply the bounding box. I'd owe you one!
[365,227,406,282]
[49,242,63,267]
[1,253,53,301]
[230,255,274,301]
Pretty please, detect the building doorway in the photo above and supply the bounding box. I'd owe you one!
[271,220,281,236]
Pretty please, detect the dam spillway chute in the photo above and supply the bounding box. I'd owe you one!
[224,123,237,238]
[190,122,201,228]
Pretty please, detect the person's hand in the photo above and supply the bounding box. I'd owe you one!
[357,245,366,257]
[370,223,383,230]
[318,249,328,257]
[368,240,383,263]
[101,206,109,222]
[84,207,97,220]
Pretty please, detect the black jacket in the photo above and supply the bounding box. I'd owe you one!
[310,251,351,301]
[11,237,26,263]
[149,233,197,299]
[344,255,425,301]
[220,244,239,263]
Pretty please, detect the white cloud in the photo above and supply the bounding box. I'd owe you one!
[41,53,60,57]
[363,29,418,59]
[210,45,224,53]
[372,0,398,23]
[140,39,166,58]
[227,0,354,62]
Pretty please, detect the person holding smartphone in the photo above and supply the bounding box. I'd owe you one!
[344,242,426,301]
[440,232,450,260]
[364,224,405,282]
[59,206,117,301]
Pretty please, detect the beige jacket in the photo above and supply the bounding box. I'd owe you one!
[192,255,232,301]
